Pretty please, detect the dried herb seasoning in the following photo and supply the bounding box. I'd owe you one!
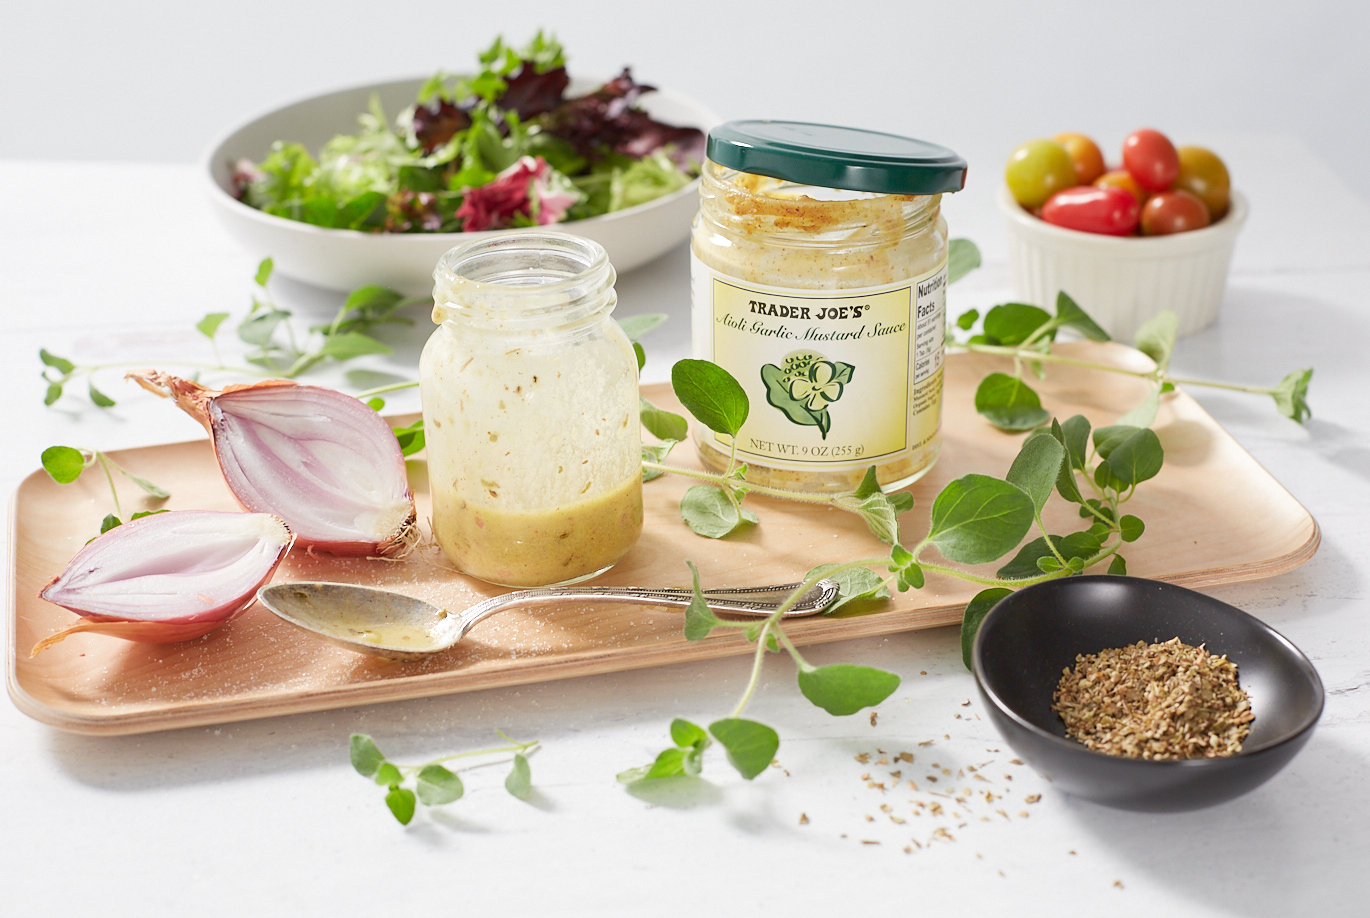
[1053,637,1253,759]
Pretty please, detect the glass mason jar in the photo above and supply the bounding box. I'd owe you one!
[420,232,643,587]
[690,120,966,493]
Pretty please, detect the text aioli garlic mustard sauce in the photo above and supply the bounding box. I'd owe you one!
[690,121,967,492]
[419,233,642,587]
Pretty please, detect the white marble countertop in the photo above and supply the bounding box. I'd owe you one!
[3,124,1367,915]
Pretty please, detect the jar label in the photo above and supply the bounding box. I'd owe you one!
[691,257,946,472]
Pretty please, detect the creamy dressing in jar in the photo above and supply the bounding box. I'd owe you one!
[420,233,642,587]
[690,121,966,493]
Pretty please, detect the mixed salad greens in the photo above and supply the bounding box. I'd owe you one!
[231,32,705,234]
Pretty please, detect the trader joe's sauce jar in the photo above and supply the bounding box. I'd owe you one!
[420,233,642,587]
[690,121,966,492]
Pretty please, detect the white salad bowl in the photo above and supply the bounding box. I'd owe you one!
[999,184,1248,341]
[202,77,719,296]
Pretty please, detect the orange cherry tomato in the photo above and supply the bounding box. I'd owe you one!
[1140,190,1211,236]
[1041,185,1141,236]
[1053,133,1107,185]
[1094,169,1148,209]
[1122,128,1180,192]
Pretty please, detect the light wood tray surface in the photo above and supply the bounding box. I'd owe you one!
[6,343,1319,734]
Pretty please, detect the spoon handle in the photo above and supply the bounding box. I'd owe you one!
[457,578,840,638]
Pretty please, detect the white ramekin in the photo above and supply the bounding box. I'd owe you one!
[999,185,1247,341]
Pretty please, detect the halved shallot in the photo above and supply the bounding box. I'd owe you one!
[129,371,417,557]
[34,510,294,655]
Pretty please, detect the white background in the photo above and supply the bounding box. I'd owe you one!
[4,2,1370,916]
[5,0,1368,202]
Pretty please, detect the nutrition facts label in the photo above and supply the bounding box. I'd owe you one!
[913,269,946,384]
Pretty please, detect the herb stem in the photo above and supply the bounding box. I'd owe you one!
[953,341,1285,399]
[639,460,851,507]
[356,380,421,400]
[421,737,539,772]
[730,623,772,718]
[93,452,123,521]
[951,342,1160,381]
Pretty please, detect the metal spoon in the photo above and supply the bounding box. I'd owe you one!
[257,578,841,662]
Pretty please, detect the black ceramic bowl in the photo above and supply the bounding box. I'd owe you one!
[971,576,1324,812]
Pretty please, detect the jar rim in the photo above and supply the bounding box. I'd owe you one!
[432,232,616,328]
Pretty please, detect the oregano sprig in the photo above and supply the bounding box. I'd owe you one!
[40,444,170,534]
[349,731,539,825]
[39,258,423,408]
[949,287,1314,429]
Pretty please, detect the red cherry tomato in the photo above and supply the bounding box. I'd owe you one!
[1040,185,1141,236]
[1122,129,1180,192]
[1140,190,1211,236]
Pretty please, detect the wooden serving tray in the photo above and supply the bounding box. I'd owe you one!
[7,343,1319,735]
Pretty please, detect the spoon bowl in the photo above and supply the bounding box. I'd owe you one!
[258,578,841,661]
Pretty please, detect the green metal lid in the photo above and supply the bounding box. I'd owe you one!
[706,120,967,195]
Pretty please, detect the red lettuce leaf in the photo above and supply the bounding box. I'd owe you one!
[543,68,704,169]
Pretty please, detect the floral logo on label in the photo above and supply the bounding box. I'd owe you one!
[760,350,855,440]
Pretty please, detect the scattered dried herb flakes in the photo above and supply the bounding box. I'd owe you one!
[846,741,1046,853]
[1054,637,1253,760]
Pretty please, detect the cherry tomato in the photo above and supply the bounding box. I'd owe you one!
[1140,190,1211,236]
[1040,185,1141,236]
[1005,139,1078,209]
[1094,169,1148,208]
[1053,133,1106,185]
[1122,129,1180,192]
[1174,145,1231,220]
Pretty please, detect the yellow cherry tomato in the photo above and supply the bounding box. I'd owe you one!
[1174,145,1232,220]
[1005,139,1078,209]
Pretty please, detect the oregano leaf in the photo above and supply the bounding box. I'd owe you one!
[982,303,1053,346]
[1134,310,1178,370]
[39,348,76,373]
[671,359,749,436]
[385,786,417,825]
[947,238,981,285]
[416,764,464,805]
[504,753,533,799]
[708,718,779,780]
[960,588,1012,671]
[349,734,386,778]
[1272,368,1313,423]
[682,562,725,641]
[41,445,86,484]
[617,313,669,341]
[88,382,115,408]
[927,474,1036,565]
[806,564,888,613]
[1006,430,1066,515]
[796,663,900,716]
[974,373,1050,431]
[254,257,274,288]
[680,485,752,538]
[640,396,689,442]
[1053,291,1111,342]
[196,312,230,339]
[374,761,403,787]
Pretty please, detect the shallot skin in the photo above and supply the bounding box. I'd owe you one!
[128,371,417,557]
[35,510,294,654]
